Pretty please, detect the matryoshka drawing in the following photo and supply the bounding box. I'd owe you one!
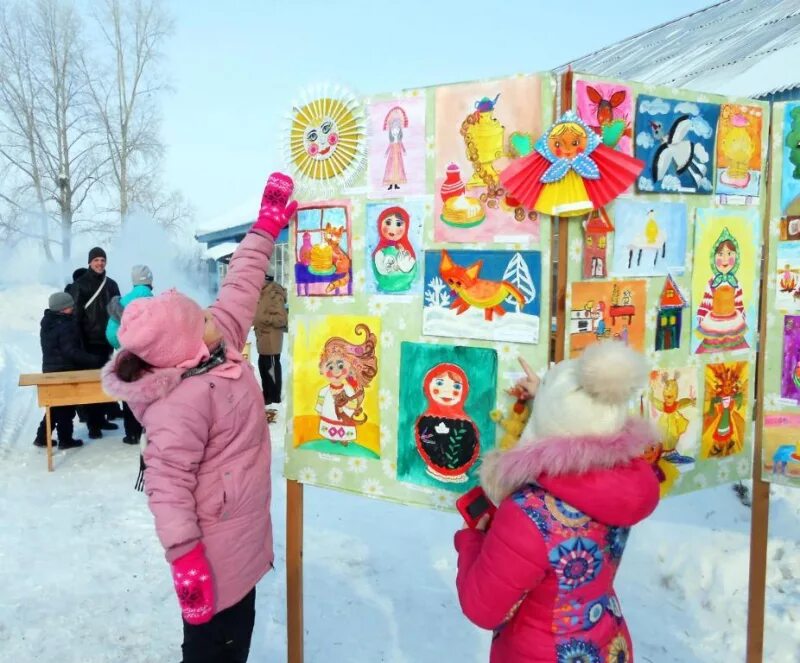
[371,206,418,293]
[414,363,480,483]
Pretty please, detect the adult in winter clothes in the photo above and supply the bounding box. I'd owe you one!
[34,292,106,449]
[253,270,287,410]
[107,264,154,445]
[65,267,87,298]
[73,246,121,438]
[455,342,660,663]
[102,173,297,663]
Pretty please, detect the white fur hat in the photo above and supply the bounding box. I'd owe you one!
[525,341,649,440]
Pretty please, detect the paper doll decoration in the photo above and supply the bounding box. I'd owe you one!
[655,275,688,351]
[371,206,418,292]
[284,84,366,196]
[695,228,748,354]
[414,363,480,483]
[500,111,644,217]
[315,323,378,446]
[383,106,408,191]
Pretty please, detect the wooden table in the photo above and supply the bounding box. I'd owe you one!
[18,370,117,472]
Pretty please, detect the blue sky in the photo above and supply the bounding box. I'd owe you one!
[160,0,714,228]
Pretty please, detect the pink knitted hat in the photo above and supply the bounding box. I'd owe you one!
[118,289,209,369]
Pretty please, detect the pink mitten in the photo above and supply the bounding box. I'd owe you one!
[171,543,214,625]
[252,172,298,238]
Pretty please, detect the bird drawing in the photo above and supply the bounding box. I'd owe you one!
[650,115,709,189]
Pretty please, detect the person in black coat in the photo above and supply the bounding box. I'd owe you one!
[34,292,107,449]
[72,246,122,438]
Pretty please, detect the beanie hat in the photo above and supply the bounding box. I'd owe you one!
[526,341,649,440]
[49,291,74,312]
[88,247,107,263]
[131,264,153,286]
[118,289,208,369]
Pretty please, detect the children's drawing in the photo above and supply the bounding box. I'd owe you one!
[763,413,800,481]
[781,316,800,401]
[294,202,352,297]
[634,95,720,194]
[610,200,687,277]
[715,104,763,201]
[284,84,366,197]
[367,98,426,197]
[691,208,760,354]
[292,316,380,459]
[655,275,688,351]
[575,79,633,153]
[776,242,800,311]
[423,250,541,344]
[701,361,748,459]
[781,103,800,215]
[366,200,423,294]
[500,110,644,217]
[582,208,614,278]
[780,216,800,241]
[397,342,497,491]
[434,77,543,243]
[568,280,647,357]
[648,369,698,468]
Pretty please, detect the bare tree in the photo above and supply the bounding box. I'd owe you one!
[87,0,179,227]
[0,0,108,261]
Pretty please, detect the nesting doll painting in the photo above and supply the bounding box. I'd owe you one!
[397,342,497,491]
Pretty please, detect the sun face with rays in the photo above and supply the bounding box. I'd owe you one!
[287,88,366,193]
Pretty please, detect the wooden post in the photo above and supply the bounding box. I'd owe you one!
[286,478,304,663]
[45,406,54,472]
[553,68,574,363]
[745,103,776,663]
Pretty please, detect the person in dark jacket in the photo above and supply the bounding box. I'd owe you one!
[66,266,90,423]
[34,292,107,449]
[72,246,122,438]
[253,271,287,419]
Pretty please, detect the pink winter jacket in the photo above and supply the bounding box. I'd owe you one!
[102,231,275,613]
[455,419,660,663]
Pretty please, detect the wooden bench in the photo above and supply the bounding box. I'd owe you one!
[18,370,117,472]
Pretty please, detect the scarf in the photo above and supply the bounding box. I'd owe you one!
[181,342,228,379]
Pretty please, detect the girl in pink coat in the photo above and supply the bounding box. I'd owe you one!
[455,342,660,663]
[102,173,297,662]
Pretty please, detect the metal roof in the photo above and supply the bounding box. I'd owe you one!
[560,0,800,98]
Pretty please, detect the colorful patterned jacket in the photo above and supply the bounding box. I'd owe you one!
[455,418,660,663]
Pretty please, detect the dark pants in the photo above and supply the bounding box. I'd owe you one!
[36,406,75,443]
[258,354,282,405]
[122,402,142,439]
[85,344,113,433]
[182,587,256,663]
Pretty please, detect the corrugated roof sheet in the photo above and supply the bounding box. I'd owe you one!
[561,0,800,98]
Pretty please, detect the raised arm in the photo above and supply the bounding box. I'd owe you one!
[208,173,296,352]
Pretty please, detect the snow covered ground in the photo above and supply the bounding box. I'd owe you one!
[1,281,799,663]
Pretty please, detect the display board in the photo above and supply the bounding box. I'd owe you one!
[760,101,800,488]
[564,74,770,498]
[284,74,556,509]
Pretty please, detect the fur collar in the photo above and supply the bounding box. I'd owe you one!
[101,351,184,406]
[480,418,659,504]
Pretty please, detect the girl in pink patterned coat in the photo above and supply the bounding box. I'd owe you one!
[455,342,660,663]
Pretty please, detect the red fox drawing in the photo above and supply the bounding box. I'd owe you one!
[439,250,525,321]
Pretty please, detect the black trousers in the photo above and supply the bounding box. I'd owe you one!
[122,402,142,438]
[182,587,256,663]
[258,354,282,405]
[85,344,113,432]
[36,406,75,443]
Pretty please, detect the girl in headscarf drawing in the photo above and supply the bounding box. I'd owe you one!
[695,227,749,354]
[383,107,408,191]
[315,324,378,445]
[414,363,479,483]
[371,206,417,293]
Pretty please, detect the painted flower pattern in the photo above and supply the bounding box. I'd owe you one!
[513,489,550,539]
[605,526,630,561]
[556,638,601,663]
[545,494,591,528]
[606,634,629,663]
[549,537,603,591]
